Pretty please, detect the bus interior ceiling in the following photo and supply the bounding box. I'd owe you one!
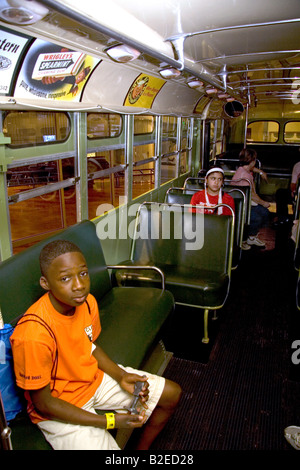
[1,0,300,452]
[0,0,298,114]
[0,0,299,258]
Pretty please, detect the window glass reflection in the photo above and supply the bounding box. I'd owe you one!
[4,111,70,147]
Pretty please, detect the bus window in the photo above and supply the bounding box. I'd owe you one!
[132,115,155,198]
[162,116,177,135]
[134,115,154,135]
[161,116,178,183]
[246,121,279,143]
[284,122,300,143]
[210,120,224,157]
[7,158,75,189]
[8,157,76,252]
[180,141,188,174]
[3,111,70,146]
[87,149,125,215]
[9,185,77,251]
[87,113,122,138]
[179,118,191,175]
[133,143,155,198]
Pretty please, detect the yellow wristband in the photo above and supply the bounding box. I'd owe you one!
[105,413,115,430]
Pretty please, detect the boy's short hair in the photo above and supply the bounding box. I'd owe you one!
[39,240,83,276]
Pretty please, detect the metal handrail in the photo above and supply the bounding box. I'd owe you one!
[0,391,12,450]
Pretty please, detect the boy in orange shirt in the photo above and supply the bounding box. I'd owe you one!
[10,240,181,450]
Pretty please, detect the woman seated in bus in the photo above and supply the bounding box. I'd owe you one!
[190,167,235,215]
[231,148,270,249]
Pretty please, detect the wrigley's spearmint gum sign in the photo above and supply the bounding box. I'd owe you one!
[32,51,85,80]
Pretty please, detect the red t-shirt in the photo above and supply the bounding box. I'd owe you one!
[190,190,235,215]
[10,292,103,423]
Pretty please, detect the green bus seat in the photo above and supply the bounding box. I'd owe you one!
[0,220,174,450]
[165,187,244,269]
[114,202,234,344]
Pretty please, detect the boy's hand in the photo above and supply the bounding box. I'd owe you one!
[119,373,149,406]
[115,411,147,429]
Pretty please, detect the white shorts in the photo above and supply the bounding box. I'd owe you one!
[37,365,165,450]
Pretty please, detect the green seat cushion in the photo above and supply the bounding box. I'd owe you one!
[10,412,52,450]
[162,266,229,307]
[115,263,229,308]
[97,287,174,369]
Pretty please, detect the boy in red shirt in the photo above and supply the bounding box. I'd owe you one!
[190,167,235,215]
[10,240,181,450]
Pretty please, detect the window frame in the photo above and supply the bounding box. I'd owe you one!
[87,112,123,140]
[3,111,71,148]
[246,120,280,143]
[283,121,300,144]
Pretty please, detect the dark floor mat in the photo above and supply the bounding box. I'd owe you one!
[150,232,300,451]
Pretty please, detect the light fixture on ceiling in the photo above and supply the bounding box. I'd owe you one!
[105,44,141,63]
[0,0,49,25]
[159,67,181,79]
[226,97,235,102]
[206,87,218,95]
[218,93,230,99]
[187,79,204,89]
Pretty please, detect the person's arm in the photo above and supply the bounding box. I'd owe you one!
[29,383,146,429]
[243,171,270,208]
[92,344,149,406]
[290,173,300,196]
[291,182,297,196]
[251,189,270,208]
[29,342,150,428]
[290,162,300,195]
[253,167,268,182]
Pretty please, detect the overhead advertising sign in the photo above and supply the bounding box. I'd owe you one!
[32,51,86,80]
[15,39,101,102]
[124,73,166,108]
[0,26,31,96]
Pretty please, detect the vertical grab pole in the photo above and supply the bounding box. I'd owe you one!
[243,103,249,149]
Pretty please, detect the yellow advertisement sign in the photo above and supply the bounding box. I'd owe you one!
[124,73,166,108]
[15,39,101,102]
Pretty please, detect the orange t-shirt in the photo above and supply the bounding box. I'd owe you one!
[10,292,103,423]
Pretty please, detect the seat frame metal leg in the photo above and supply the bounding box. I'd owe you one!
[202,308,209,343]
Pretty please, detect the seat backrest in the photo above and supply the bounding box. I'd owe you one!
[131,202,234,275]
[226,189,245,268]
[165,187,244,268]
[165,187,192,205]
[227,181,251,224]
[226,188,245,242]
[0,220,111,324]
[183,177,205,191]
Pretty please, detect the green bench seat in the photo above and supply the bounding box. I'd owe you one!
[114,202,234,344]
[0,220,174,450]
[165,186,245,269]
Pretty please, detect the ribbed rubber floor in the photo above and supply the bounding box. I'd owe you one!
[151,231,300,451]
